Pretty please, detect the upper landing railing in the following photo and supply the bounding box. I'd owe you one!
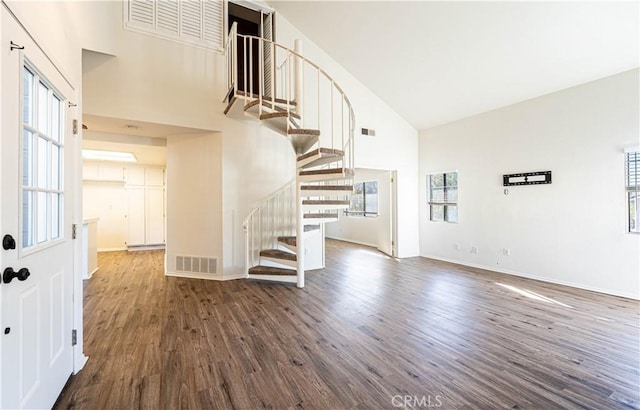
[225,22,355,171]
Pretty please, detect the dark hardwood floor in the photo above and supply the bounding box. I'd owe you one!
[54,239,640,409]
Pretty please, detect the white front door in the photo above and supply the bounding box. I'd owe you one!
[0,8,75,409]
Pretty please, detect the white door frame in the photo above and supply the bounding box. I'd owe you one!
[390,170,398,257]
[376,169,398,258]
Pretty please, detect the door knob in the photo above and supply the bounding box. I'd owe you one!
[2,235,16,250]
[3,267,30,284]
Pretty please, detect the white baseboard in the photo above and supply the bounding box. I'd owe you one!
[221,272,248,281]
[326,236,376,248]
[165,270,246,281]
[421,254,640,300]
[128,244,165,251]
[73,353,89,375]
[88,267,99,279]
[97,247,127,252]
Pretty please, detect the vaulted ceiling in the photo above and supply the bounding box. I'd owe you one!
[270,1,639,130]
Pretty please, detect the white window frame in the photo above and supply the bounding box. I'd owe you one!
[427,171,458,223]
[626,150,639,234]
[345,181,378,217]
[20,58,66,256]
[123,0,226,53]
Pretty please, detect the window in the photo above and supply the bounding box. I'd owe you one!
[346,181,378,217]
[125,0,224,52]
[626,151,639,233]
[22,64,64,250]
[428,172,458,223]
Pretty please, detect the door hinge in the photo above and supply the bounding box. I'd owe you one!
[72,224,77,239]
[72,119,78,135]
[72,329,77,346]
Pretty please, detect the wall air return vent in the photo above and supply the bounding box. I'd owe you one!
[176,256,217,274]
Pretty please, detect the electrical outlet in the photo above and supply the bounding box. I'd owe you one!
[502,248,510,256]
[453,243,460,251]
[471,246,478,254]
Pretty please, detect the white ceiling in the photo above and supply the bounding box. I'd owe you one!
[82,114,214,166]
[270,1,639,130]
[83,137,167,166]
[83,114,211,139]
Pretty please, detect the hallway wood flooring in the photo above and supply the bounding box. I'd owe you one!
[54,240,639,409]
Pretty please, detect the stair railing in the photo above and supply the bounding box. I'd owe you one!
[225,24,356,174]
[243,180,297,273]
[227,24,356,282]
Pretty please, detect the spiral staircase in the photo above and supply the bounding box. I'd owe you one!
[224,23,355,288]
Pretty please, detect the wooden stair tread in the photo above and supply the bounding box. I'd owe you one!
[278,236,296,246]
[260,249,297,261]
[288,128,320,136]
[302,200,350,205]
[300,185,353,191]
[259,111,302,121]
[236,90,296,106]
[304,213,339,219]
[299,168,352,176]
[248,265,297,276]
[245,99,292,111]
[297,148,344,161]
[224,96,239,115]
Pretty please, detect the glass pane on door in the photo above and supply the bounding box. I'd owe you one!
[51,193,61,239]
[23,67,34,126]
[23,130,33,186]
[38,82,49,135]
[51,145,60,190]
[21,63,65,250]
[37,136,48,189]
[51,96,61,142]
[37,192,47,243]
[22,190,34,248]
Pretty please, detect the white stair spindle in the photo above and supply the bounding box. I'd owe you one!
[294,40,303,122]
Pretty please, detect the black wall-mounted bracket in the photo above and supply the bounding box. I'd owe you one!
[10,41,24,51]
[503,171,552,186]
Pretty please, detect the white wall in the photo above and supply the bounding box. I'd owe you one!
[276,15,420,258]
[83,181,127,250]
[166,133,224,278]
[419,69,640,299]
[220,120,297,277]
[326,169,386,248]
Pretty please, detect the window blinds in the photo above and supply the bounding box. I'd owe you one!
[626,152,639,189]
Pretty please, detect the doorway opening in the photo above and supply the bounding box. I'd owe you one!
[325,168,398,257]
[228,1,274,96]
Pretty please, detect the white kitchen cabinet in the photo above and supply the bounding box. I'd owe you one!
[145,167,164,186]
[126,167,146,185]
[126,186,146,246]
[82,163,125,182]
[126,167,165,247]
[145,186,165,244]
